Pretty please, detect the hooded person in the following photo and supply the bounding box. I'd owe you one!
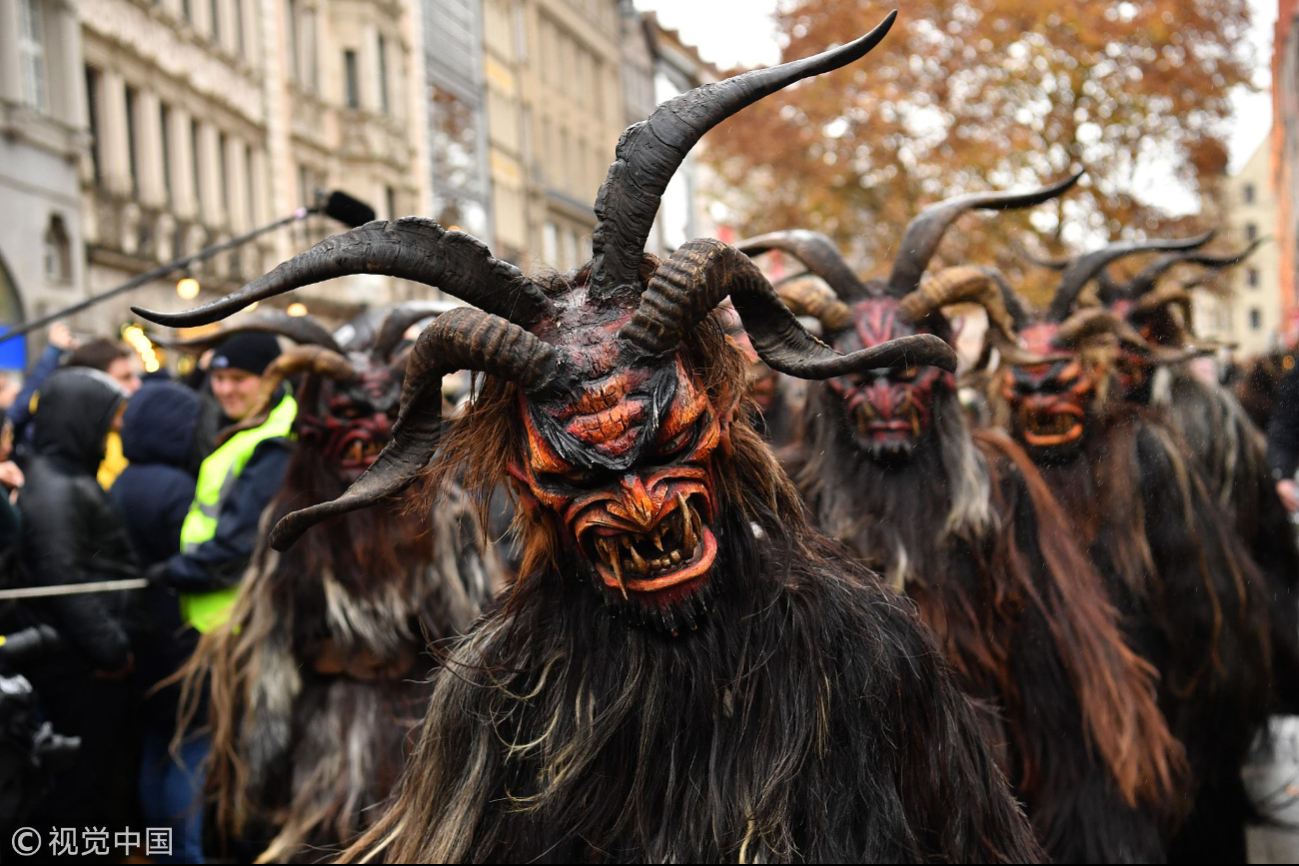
[108,380,208,863]
[14,367,139,834]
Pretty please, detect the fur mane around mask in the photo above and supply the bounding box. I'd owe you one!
[336,298,1040,863]
[793,383,1187,860]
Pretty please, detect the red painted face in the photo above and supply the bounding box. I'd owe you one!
[824,297,953,460]
[506,288,730,631]
[1001,323,1099,459]
[297,364,402,484]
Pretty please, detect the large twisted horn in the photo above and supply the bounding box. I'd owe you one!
[898,266,1018,341]
[735,230,869,301]
[619,239,957,378]
[132,218,553,329]
[589,12,898,300]
[268,308,565,550]
[775,277,854,331]
[1055,307,1150,349]
[1125,238,1264,301]
[1046,232,1215,322]
[885,171,1083,298]
[372,303,449,362]
[162,311,344,354]
[216,345,356,443]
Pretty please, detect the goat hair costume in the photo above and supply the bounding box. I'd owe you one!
[140,15,1043,863]
[993,242,1274,864]
[739,181,1186,863]
[173,310,502,862]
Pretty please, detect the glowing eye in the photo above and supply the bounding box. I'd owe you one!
[658,428,692,457]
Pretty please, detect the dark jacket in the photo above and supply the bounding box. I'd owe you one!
[5,343,63,453]
[110,380,200,567]
[16,369,139,672]
[1269,364,1299,481]
[110,379,202,721]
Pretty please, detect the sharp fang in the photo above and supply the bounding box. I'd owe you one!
[910,411,921,438]
[610,554,628,600]
[654,529,664,552]
[680,494,698,551]
[628,544,648,575]
[671,550,681,564]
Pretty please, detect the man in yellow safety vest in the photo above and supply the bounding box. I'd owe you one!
[149,332,295,633]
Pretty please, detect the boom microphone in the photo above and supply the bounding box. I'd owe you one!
[323,190,378,229]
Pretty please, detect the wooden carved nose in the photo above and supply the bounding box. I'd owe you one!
[610,474,658,531]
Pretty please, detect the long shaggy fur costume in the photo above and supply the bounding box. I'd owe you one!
[794,385,1188,862]
[1148,364,1299,713]
[180,455,502,862]
[1018,398,1273,863]
[340,315,1042,864]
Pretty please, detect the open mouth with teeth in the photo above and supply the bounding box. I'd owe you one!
[333,430,389,481]
[1019,402,1085,447]
[582,494,717,607]
[851,404,922,452]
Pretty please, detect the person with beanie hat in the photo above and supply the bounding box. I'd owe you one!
[149,331,295,632]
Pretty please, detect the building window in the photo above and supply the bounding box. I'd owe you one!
[85,66,104,186]
[344,50,360,108]
[543,221,558,264]
[377,35,390,114]
[1244,183,1256,204]
[183,0,191,22]
[245,143,256,225]
[18,0,47,112]
[1250,308,1262,331]
[42,214,71,284]
[191,120,204,220]
[210,0,220,44]
[217,132,229,220]
[286,0,299,82]
[1246,222,1258,241]
[125,86,141,198]
[160,103,173,208]
[1248,267,1259,288]
[301,9,318,91]
[234,0,245,56]
[386,185,397,220]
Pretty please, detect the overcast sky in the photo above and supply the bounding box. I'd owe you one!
[634,0,1277,175]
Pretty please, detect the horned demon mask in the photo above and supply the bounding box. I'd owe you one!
[737,174,1080,461]
[998,235,1215,461]
[137,12,957,630]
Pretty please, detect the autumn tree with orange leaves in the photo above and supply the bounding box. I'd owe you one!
[705,0,1255,303]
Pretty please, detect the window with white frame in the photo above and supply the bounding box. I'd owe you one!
[19,0,48,112]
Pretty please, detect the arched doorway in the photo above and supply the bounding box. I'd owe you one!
[0,250,29,372]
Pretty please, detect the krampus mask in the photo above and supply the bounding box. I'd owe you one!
[998,234,1213,461]
[738,173,1080,461]
[137,12,954,633]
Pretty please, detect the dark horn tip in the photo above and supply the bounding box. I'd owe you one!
[131,305,195,327]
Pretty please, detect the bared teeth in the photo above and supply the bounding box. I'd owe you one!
[653,530,664,552]
[627,543,648,575]
[679,494,698,551]
[910,410,921,438]
[670,550,681,564]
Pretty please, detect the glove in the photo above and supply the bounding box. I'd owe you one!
[145,562,172,590]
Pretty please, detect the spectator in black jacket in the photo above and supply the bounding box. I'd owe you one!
[1269,361,1299,513]
[15,367,139,834]
[108,379,206,861]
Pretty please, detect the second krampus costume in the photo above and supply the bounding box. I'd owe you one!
[173,311,501,862]
[993,244,1276,863]
[738,180,1186,862]
[141,16,1044,862]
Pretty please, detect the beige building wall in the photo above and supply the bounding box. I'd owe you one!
[483,0,624,274]
[1194,134,1283,358]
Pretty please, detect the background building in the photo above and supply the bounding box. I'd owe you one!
[1195,133,1283,357]
[1275,0,1299,343]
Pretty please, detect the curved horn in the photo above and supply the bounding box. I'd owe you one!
[898,266,1018,341]
[735,230,869,300]
[1046,231,1216,322]
[885,171,1083,297]
[268,308,565,550]
[775,277,854,331]
[1016,241,1073,272]
[1054,307,1150,349]
[132,218,553,328]
[162,311,344,354]
[619,239,956,378]
[215,345,355,444]
[1126,238,1264,299]
[372,304,446,362]
[589,11,898,299]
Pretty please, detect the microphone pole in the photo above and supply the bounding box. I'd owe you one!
[0,190,376,345]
